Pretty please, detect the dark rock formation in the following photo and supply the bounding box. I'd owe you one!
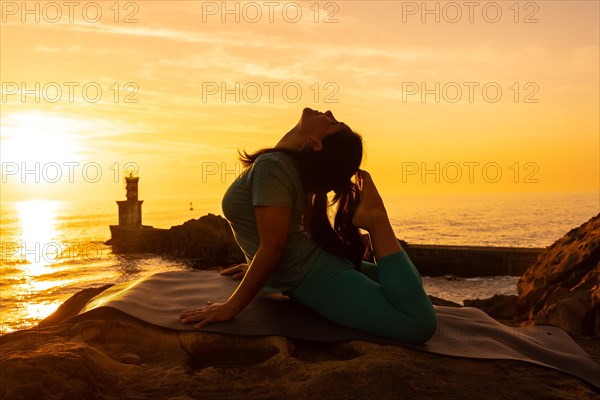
[463,294,521,321]
[518,214,600,336]
[106,214,245,267]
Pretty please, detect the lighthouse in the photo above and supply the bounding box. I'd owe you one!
[107,173,163,253]
[116,174,143,228]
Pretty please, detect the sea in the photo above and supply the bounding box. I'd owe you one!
[1,191,598,334]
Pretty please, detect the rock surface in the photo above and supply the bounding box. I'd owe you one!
[107,214,245,267]
[463,294,522,321]
[1,284,599,399]
[518,214,600,336]
[120,353,141,365]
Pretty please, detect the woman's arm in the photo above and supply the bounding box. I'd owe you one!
[226,205,290,311]
[180,205,291,328]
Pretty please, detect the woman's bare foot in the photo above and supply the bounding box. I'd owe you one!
[352,170,388,231]
[352,170,403,259]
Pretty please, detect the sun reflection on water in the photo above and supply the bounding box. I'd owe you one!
[15,200,61,274]
[22,301,63,323]
[8,200,75,328]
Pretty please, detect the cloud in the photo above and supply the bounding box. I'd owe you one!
[67,22,282,48]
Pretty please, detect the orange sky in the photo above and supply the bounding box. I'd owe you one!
[1,0,598,203]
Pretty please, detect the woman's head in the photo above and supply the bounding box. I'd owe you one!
[297,108,348,151]
[300,124,365,270]
[238,108,366,269]
[240,107,364,195]
[300,122,363,196]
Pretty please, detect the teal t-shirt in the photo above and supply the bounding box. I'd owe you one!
[221,151,322,292]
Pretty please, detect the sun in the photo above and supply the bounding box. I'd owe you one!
[0,111,85,164]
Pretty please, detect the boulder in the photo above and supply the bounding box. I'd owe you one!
[518,214,600,336]
[463,294,521,321]
[162,214,245,267]
[106,214,245,267]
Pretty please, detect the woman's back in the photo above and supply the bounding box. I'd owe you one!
[221,151,322,292]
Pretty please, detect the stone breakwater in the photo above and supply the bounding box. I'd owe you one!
[107,213,545,277]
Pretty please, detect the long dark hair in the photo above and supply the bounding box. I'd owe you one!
[238,125,366,269]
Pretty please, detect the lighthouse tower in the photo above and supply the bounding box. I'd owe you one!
[108,173,160,253]
[116,174,143,228]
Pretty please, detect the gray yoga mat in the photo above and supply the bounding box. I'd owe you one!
[80,270,600,389]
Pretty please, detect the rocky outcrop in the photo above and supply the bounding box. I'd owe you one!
[107,214,245,267]
[518,214,600,336]
[1,286,598,400]
[159,214,245,266]
[463,294,522,321]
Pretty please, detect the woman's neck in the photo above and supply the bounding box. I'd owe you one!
[275,125,303,151]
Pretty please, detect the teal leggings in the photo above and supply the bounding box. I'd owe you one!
[284,250,438,344]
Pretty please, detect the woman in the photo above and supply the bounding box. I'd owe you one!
[180,108,437,344]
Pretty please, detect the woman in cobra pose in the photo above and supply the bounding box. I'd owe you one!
[180,107,437,344]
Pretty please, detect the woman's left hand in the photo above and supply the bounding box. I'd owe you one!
[180,301,236,329]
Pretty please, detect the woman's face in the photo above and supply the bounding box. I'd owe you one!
[299,107,347,142]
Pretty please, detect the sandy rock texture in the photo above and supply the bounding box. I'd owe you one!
[518,214,600,336]
[1,289,599,400]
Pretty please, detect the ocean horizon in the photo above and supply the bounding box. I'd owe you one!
[1,190,598,333]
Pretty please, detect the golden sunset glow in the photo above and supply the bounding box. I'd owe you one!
[1,1,598,203]
[6,200,74,328]
[2,112,84,164]
[21,300,62,323]
[15,200,61,273]
[0,0,598,358]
